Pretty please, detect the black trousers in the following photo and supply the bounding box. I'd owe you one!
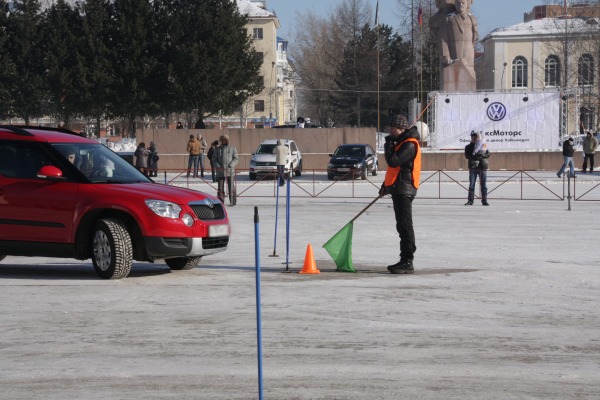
[582,153,595,172]
[217,176,236,205]
[391,194,416,261]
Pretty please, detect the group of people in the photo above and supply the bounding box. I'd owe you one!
[557,131,598,178]
[134,141,159,177]
[186,133,239,205]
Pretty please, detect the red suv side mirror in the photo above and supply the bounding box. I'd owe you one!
[37,165,64,180]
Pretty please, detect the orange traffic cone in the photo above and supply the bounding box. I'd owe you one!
[299,244,320,274]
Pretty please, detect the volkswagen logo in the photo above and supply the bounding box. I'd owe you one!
[487,102,507,121]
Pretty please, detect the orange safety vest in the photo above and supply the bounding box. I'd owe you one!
[383,138,421,189]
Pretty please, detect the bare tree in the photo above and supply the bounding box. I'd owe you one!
[289,0,372,126]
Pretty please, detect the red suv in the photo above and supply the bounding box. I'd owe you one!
[0,126,230,279]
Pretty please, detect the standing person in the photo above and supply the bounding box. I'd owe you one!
[134,142,149,176]
[148,141,159,177]
[197,134,208,178]
[213,135,239,206]
[176,121,184,129]
[295,117,305,128]
[207,140,219,183]
[186,134,200,178]
[581,131,598,173]
[273,139,289,186]
[379,115,421,275]
[557,136,575,178]
[464,132,490,206]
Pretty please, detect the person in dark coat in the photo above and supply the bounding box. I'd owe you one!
[207,140,219,183]
[148,141,159,177]
[134,142,149,176]
[464,132,490,206]
[557,136,575,178]
[379,114,421,274]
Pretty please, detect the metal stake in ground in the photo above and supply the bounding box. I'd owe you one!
[253,206,264,400]
[567,174,572,211]
[270,180,281,258]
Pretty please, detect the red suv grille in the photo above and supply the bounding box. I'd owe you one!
[190,204,225,220]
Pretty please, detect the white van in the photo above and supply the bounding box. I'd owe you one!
[248,139,302,180]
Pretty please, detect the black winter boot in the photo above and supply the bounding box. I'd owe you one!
[387,259,414,274]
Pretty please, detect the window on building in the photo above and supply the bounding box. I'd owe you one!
[289,90,293,99]
[253,28,263,40]
[578,54,594,86]
[512,56,528,88]
[254,100,265,112]
[544,55,561,87]
[580,106,594,131]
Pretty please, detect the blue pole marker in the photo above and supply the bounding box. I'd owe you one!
[270,180,280,257]
[254,206,264,400]
[285,175,291,272]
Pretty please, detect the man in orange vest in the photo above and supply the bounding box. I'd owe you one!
[379,114,421,274]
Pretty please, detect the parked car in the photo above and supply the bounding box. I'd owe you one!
[0,125,230,279]
[248,139,302,180]
[327,144,378,180]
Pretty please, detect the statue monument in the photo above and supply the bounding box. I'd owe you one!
[430,0,478,92]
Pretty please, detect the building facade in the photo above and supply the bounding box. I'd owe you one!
[214,0,296,129]
[476,3,600,134]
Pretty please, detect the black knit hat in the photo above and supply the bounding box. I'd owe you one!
[389,114,408,129]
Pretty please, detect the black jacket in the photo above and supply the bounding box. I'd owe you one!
[383,127,420,196]
[464,142,490,170]
[562,140,574,157]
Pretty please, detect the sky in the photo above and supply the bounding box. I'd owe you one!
[269,0,547,40]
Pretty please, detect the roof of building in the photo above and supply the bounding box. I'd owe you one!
[482,17,599,41]
[236,0,275,18]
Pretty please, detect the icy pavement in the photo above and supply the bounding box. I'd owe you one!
[0,183,599,399]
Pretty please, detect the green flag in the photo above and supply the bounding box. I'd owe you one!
[323,222,355,273]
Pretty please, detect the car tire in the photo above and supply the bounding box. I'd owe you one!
[249,172,257,180]
[295,160,302,176]
[91,218,133,279]
[372,161,378,176]
[165,256,202,270]
[361,165,367,180]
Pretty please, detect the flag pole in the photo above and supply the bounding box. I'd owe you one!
[376,0,381,146]
[419,0,423,112]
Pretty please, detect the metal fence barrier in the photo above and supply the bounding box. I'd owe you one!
[155,168,600,202]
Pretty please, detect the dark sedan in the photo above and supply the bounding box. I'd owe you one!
[327,144,378,180]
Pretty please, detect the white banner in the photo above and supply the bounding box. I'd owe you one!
[433,92,561,150]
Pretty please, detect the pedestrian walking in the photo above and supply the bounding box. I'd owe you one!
[557,136,575,178]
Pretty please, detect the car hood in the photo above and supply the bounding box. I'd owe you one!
[93,182,221,205]
[330,156,363,165]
